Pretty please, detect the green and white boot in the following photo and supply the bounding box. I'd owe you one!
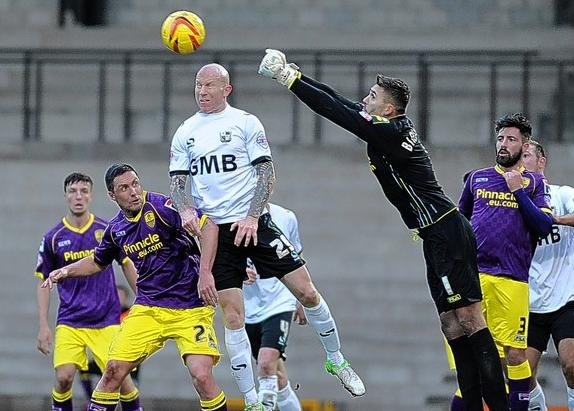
[243,401,264,411]
[325,359,366,397]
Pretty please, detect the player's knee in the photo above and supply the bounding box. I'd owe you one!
[190,365,214,394]
[223,310,244,328]
[505,348,527,366]
[258,360,276,376]
[562,362,574,386]
[276,369,288,389]
[55,371,74,391]
[439,312,464,339]
[101,361,127,388]
[296,287,319,307]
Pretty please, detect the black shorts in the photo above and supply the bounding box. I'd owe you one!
[528,301,574,353]
[213,213,306,290]
[418,210,482,314]
[245,311,294,361]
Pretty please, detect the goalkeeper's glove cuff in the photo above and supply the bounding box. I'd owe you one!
[277,64,301,89]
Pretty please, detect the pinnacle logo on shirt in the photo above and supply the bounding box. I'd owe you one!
[476,189,519,209]
[123,233,164,258]
[64,248,95,262]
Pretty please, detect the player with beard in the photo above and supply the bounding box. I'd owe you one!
[456,114,553,411]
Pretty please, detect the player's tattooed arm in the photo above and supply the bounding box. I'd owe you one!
[248,160,275,218]
[170,173,201,236]
[169,173,195,212]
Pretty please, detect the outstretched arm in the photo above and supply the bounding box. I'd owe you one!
[259,49,374,142]
[299,74,363,110]
[230,160,275,247]
[42,256,103,289]
[169,172,201,237]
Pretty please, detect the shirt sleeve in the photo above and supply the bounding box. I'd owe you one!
[458,171,475,220]
[244,115,272,164]
[93,225,120,267]
[35,236,55,280]
[169,122,192,174]
[158,195,203,230]
[531,175,552,213]
[291,76,416,161]
[560,186,574,214]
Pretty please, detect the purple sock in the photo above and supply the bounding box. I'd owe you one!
[508,377,530,411]
[451,394,469,411]
[52,398,73,411]
[80,377,94,400]
[120,396,142,411]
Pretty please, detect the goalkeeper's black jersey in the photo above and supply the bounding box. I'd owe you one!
[290,74,456,230]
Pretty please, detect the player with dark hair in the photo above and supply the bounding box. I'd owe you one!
[169,63,364,411]
[522,141,574,411]
[257,49,508,411]
[35,172,141,411]
[457,115,553,411]
[43,164,228,411]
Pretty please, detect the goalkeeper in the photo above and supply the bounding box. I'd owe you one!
[258,49,508,411]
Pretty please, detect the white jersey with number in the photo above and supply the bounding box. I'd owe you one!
[529,184,574,313]
[244,203,302,324]
[169,104,272,224]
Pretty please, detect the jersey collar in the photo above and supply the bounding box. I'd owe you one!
[494,164,525,175]
[62,213,95,234]
[124,191,148,223]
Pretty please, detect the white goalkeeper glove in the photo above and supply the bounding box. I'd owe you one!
[258,48,300,88]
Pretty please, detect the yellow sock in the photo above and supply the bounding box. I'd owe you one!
[52,388,72,402]
[508,361,532,380]
[91,390,120,405]
[120,388,139,402]
[200,391,226,411]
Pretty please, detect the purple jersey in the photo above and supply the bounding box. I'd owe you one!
[459,165,551,282]
[94,191,203,309]
[35,214,121,328]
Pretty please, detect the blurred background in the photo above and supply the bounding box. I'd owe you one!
[1,1,574,410]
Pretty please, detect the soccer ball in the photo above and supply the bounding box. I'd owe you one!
[161,10,206,55]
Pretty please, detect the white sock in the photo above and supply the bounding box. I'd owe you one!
[529,383,548,411]
[567,386,574,411]
[258,375,278,411]
[277,382,302,411]
[225,327,258,404]
[304,297,343,364]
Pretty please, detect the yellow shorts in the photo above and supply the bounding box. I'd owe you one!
[109,304,220,365]
[444,338,456,370]
[53,324,120,371]
[480,273,529,355]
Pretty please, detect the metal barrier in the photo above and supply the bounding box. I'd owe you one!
[1,48,574,144]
